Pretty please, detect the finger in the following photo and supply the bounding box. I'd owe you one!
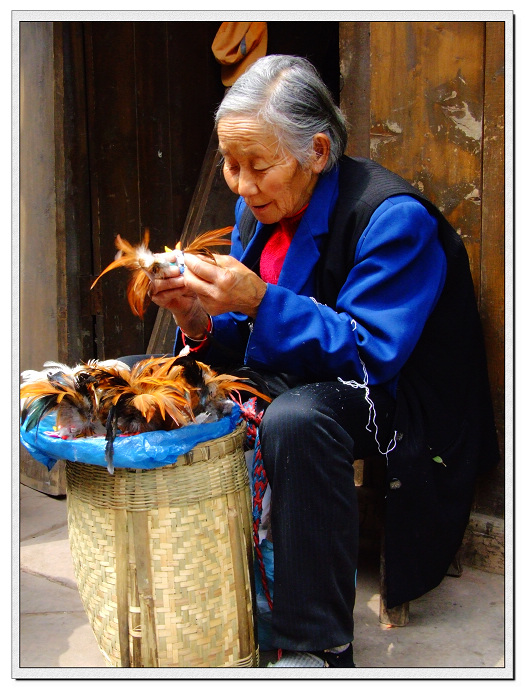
[210,254,232,267]
[154,250,178,264]
[164,250,179,263]
[150,274,185,296]
[158,259,183,279]
[183,253,219,280]
[183,254,225,289]
[150,286,196,311]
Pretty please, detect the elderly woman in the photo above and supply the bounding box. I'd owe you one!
[150,55,498,667]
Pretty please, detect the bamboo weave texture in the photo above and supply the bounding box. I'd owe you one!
[66,423,257,667]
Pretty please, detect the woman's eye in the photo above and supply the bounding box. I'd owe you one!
[223,160,268,176]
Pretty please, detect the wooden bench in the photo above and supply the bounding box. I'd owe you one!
[354,455,462,627]
[353,455,410,626]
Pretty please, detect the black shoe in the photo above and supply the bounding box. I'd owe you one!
[313,644,356,668]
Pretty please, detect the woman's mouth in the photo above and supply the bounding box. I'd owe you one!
[250,202,270,212]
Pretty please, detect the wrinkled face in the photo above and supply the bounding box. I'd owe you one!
[217,116,320,225]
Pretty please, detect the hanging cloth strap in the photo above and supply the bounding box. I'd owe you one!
[241,398,273,610]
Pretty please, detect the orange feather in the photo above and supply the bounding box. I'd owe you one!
[181,227,233,259]
[90,227,233,319]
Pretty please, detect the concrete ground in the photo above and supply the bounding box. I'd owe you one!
[15,482,511,680]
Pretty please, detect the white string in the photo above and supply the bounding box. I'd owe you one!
[338,320,398,460]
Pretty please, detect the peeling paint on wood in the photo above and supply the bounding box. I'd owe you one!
[368,21,485,305]
[428,71,483,155]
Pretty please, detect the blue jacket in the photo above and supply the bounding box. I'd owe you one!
[204,162,447,396]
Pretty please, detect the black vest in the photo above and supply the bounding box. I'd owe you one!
[240,156,499,606]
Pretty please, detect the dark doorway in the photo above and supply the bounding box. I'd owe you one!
[60,21,340,360]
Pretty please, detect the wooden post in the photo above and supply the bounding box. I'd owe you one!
[227,492,253,661]
[379,535,409,627]
[114,509,131,667]
[131,510,159,667]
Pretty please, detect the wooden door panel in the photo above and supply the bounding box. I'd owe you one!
[370,21,486,298]
[84,21,143,359]
[83,21,224,359]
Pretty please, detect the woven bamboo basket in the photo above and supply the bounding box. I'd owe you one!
[65,423,258,668]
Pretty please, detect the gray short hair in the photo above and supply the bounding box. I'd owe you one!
[214,55,347,172]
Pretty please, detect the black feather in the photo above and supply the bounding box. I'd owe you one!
[104,404,119,475]
[173,356,206,390]
[22,395,61,433]
[47,370,75,392]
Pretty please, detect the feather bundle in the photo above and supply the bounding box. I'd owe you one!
[20,360,129,439]
[20,354,271,474]
[90,227,233,318]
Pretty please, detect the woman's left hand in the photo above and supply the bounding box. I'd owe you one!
[182,253,268,319]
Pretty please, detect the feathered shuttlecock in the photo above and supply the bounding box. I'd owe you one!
[158,355,272,424]
[90,227,233,318]
[100,356,193,432]
[98,356,196,473]
[20,359,132,439]
[21,366,99,438]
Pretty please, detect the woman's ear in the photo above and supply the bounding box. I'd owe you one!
[311,133,331,173]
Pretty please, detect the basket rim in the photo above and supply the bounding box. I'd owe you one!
[65,422,249,511]
[65,421,246,472]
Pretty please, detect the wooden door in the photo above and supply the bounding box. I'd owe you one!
[340,20,506,518]
[82,21,226,361]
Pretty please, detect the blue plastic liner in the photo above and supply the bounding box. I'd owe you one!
[20,403,242,471]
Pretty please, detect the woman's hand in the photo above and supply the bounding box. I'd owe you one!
[148,253,210,339]
[183,253,268,319]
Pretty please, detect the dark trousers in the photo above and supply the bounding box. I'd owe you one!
[258,380,395,651]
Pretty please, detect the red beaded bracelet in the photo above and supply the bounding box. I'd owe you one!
[181,315,213,353]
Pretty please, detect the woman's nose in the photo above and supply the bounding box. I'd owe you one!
[237,169,258,197]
